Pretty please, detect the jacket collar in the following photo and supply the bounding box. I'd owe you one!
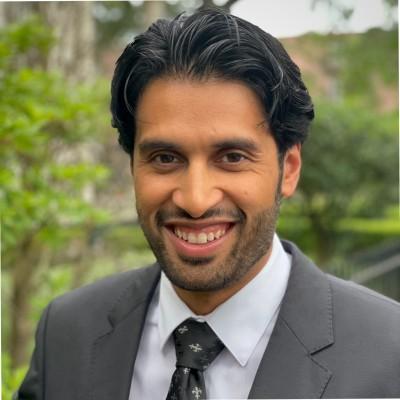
[89,264,160,400]
[280,240,334,354]
[248,240,334,398]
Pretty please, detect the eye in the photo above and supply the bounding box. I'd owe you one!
[152,153,180,164]
[148,152,183,172]
[220,152,247,163]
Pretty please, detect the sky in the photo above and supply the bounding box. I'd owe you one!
[229,0,397,38]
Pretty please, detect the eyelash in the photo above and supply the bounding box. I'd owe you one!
[152,153,180,164]
[219,152,248,163]
[148,151,249,169]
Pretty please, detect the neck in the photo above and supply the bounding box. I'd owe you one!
[173,249,271,315]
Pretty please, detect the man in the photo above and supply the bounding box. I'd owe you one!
[17,9,399,400]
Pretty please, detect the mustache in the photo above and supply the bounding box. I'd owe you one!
[155,207,245,227]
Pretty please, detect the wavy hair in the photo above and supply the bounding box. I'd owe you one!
[110,9,314,158]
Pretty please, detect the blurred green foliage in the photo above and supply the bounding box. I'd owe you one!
[0,18,110,262]
[278,100,398,263]
[302,101,397,218]
[0,17,111,396]
[341,28,398,92]
[278,27,398,264]
[2,354,28,400]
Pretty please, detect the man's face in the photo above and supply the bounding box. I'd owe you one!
[133,78,301,294]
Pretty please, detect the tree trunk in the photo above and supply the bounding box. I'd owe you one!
[9,236,43,368]
[308,211,335,267]
[0,1,96,81]
[38,2,96,81]
[142,1,167,29]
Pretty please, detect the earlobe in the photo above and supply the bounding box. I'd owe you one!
[280,144,302,198]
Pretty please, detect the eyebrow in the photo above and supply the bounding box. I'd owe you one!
[138,140,183,155]
[137,138,261,155]
[211,138,261,153]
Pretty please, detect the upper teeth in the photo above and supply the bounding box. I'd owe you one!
[174,228,226,243]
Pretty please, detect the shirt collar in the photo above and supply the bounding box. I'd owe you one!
[157,234,291,366]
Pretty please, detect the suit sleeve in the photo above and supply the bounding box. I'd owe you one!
[15,303,51,400]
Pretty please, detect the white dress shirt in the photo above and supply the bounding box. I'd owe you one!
[129,234,291,400]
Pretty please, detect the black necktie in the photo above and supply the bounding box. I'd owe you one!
[166,318,225,400]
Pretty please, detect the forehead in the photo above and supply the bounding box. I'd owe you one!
[135,77,270,148]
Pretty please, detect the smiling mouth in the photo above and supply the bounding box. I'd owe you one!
[166,223,234,245]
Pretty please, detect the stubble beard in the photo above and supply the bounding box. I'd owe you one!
[136,196,281,293]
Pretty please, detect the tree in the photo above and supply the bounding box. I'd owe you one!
[0,18,109,371]
[94,0,241,49]
[312,0,398,30]
[279,100,398,264]
[278,25,398,264]
[0,2,96,81]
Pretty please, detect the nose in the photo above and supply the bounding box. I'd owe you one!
[172,163,223,218]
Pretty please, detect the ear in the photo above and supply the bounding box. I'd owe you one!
[130,155,134,176]
[281,143,302,198]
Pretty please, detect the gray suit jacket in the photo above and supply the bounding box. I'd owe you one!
[17,241,400,399]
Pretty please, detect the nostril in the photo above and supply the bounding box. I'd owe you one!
[171,188,224,219]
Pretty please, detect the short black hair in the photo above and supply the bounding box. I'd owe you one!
[110,8,314,158]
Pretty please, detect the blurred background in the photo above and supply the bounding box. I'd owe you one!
[1,0,398,396]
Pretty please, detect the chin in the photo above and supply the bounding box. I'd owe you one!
[160,255,242,292]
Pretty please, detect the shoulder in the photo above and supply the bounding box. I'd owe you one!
[322,270,400,395]
[283,240,400,395]
[52,264,160,308]
[327,273,400,337]
[328,272,399,310]
[47,264,160,328]
[284,238,399,313]
[283,239,399,340]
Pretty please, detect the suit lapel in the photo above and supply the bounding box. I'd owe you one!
[89,265,160,400]
[249,241,334,398]
[87,242,334,399]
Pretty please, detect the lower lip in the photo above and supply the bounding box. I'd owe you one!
[164,226,235,258]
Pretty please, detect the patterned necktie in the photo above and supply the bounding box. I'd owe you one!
[166,318,225,400]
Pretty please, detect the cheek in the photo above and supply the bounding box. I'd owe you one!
[224,175,278,213]
[133,172,174,216]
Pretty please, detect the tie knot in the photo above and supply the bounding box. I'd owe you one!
[173,318,224,371]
